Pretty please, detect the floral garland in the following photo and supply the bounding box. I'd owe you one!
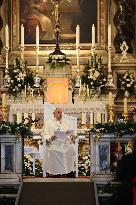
[47,54,71,69]
[7,58,35,97]
[81,54,108,96]
[90,120,136,137]
[0,122,33,138]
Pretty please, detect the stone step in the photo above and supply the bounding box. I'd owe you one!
[0,194,17,198]
[0,178,20,183]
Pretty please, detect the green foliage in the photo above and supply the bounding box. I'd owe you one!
[0,122,33,138]
[47,55,71,69]
[81,54,108,96]
[91,120,136,137]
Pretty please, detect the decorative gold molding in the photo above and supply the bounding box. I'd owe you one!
[99,0,106,47]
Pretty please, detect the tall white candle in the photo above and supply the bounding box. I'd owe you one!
[76,25,80,48]
[2,93,6,107]
[96,112,101,123]
[108,24,111,47]
[17,113,22,123]
[87,85,90,97]
[36,25,39,47]
[5,51,8,69]
[32,113,35,129]
[21,24,24,47]
[36,52,39,68]
[82,112,86,125]
[92,24,95,48]
[24,113,28,124]
[5,25,9,48]
[32,89,34,98]
[108,51,111,73]
[124,98,128,113]
[79,85,82,96]
[32,113,35,121]
[109,92,112,106]
[24,85,26,98]
[90,112,93,125]
[76,48,80,70]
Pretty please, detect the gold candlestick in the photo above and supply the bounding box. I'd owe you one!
[91,47,95,56]
[20,46,24,60]
[108,105,114,123]
[123,112,128,122]
[123,97,128,122]
[95,131,102,143]
[1,107,8,122]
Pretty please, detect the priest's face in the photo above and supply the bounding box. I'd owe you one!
[54,108,62,121]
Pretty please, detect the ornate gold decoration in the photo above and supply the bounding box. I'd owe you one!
[123,112,129,122]
[1,107,8,122]
[99,0,106,46]
[95,131,102,143]
[108,105,114,123]
[79,84,90,102]
[120,41,129,62]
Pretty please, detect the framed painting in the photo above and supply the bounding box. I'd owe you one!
[11,0,107,50]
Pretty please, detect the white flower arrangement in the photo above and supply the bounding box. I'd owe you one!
[7,58,35,97]
[120,71,136,94]
[24,154,43,176]
[78,153,90,176]
[24,154,33,175]
[81,54,108,96]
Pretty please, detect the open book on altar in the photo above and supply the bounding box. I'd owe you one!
[54,130,74,140]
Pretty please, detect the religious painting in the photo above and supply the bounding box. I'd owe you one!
[20,0,97,44]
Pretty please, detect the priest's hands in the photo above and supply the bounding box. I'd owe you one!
[51,135,57,141]
[46,136,57,146]
[69,134,77,142]
[46,139,51,146]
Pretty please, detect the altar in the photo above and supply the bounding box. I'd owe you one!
[0,0,135,188]
[0,94,135,182]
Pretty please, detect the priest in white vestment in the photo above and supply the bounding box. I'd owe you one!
[43,108,76,176]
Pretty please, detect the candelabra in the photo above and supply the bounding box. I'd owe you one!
[123,112,129,122]
[18,42,25,60]
[79,84,90,102]
[104,46,116,92]
[75,73,81,88]
[4,46,10,88]
[1,106,8,122]
[91,44,95,56]
[108,105,114,123]
[75,25,81,88]
[34,46,41,88]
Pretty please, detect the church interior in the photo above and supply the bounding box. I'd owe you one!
[0,0,136,204]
